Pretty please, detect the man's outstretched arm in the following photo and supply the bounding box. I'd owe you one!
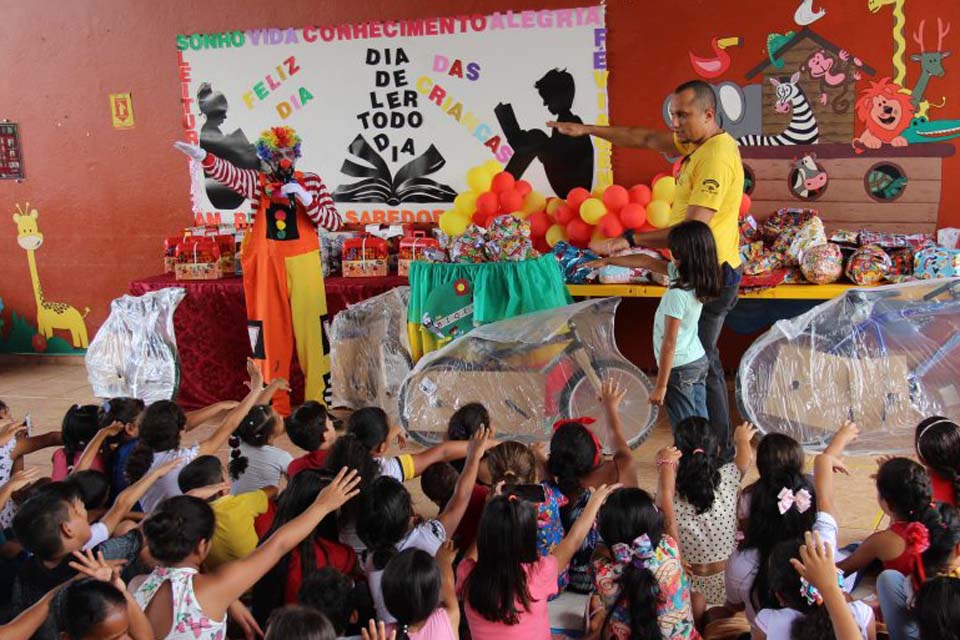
[546,122,677,154]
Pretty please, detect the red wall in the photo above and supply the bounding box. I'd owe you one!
[2,0,959,341]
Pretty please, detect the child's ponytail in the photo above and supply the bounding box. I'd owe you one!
[674,416,721,513]
[602,548,661,640]
[229,405,275,480]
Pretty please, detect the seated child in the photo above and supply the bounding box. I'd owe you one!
[383,545,459,640]
[0,405,63,528]
[915,416,960,506]
[421,461,487,552]
[96,397,145,501]
[177,455,276,569]
[298,567,373,639]
[230,404,293,495]
[264,605,335,640]
[52,405,106,480]
[286,401,337,479]
[446,403,489,473]
[916,576,960,640]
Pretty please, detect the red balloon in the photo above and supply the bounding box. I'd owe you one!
[637,222,658,233]
[491,171,516,193]
[566,218,594,247]
[619,203,647,229]
[601,185,629,212]
[566,187,591,212]
[471,211,488,226]
[476,191,499,217]
[555,203,576,225]
[528,211,551,237]
[598,213,625,238]
[514,180,532,197]
[628,184,652,206]
[532,235,551,254]
[499,189,524,213]
[740,193,752,216]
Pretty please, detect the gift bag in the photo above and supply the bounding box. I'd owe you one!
[342,236,389,277]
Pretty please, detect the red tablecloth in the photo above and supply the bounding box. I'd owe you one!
[129,273,409,410]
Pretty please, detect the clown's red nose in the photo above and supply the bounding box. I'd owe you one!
[279,159,292,169]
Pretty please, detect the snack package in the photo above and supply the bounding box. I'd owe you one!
[484,215,538,262]
[552,241,600,284]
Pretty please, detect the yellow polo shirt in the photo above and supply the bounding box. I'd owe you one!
[671,132,744,269]
[205,489,269,569]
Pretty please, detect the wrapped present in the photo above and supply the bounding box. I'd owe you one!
[213,234,236,275]
[800,243,844,285]
[888,247,915,277]
[914,247,960,279]
[342,236,389,277]
[320,230,360,278]
[552,241,600,284]
[744,250,785,276]
[937,228,960,249]
[783,267,806,284]
[174,237,222,280]
[785,217,827,264]
[740,215,761,243]
[740,269,789,292]
[845,245,891,285]
[600,248,669,285]
[163,236,183,273]
[398,232,441,277]
[740,241,765,265]
[450,224,488,263]
[366,223,413,271]
[485,215,538,262]
[830,229,860,246]
[420,246,449,263]
[762,208,817,242]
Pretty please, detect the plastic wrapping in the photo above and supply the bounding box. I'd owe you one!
[85,288,186,404]
[737,278,960,454]
[329,287,413,425]
[399,297,657,449]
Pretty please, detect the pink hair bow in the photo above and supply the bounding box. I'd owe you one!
[777,487,812,514]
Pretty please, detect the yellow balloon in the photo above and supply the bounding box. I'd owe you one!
[579,198,607,225]
[439,210,470,236]
[466,166,492,193]
[647,200,673,228]
[652,176,676,204]
[592,186,606,198]
[483,159,502,173]
[545,198,563,217]
[521,191,546,214]
[511,210,530,220]
[545,224,568,247]
[453,191,478,215]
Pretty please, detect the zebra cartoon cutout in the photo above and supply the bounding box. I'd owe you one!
[737,72,820,146]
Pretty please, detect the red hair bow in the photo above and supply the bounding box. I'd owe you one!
[552,417,602,468]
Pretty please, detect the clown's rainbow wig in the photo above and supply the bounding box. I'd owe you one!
[255,126,303,163]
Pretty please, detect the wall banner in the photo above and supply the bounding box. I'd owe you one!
[176,7,610,226]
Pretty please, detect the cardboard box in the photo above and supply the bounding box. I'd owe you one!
[342,236,389,277]
[398,232,440,277]
[174,237,222,280]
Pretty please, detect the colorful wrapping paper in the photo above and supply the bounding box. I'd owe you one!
[914,247,960,279]
[552,241,600,284]
[800,243,844,285]
[484,215,538,262]
[845,245,892,285]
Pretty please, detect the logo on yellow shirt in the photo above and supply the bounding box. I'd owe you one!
[700,178,720,195]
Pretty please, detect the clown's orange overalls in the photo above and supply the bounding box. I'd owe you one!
[203,153,341,414]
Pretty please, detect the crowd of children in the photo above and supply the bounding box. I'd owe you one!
[1,372,960,640]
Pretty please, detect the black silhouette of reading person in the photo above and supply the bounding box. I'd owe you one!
[197,83,261,210]
[495,69,594,197]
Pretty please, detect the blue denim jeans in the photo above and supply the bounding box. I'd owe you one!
[877,569,919,640]
[697,263,742,462]
[664,355,708,435]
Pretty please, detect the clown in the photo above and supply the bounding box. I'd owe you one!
[175,127,341,414]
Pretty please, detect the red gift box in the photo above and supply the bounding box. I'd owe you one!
[342,236,389,277]
[164,236,184,273]
[174,237,222,280]
[398,232,440,277]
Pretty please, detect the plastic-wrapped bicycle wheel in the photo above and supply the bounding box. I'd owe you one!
[737,278,960,454]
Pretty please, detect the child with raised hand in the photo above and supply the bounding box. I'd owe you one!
[229,403,294,494]
[657,419,756,606]
[382,543,459,640]
[286,401,338,478]
[546,378,640,593]
[446,403,489,472]
[85,397,145,503]
[125,357,285,512]
[725,420,855,624]
[265,605,335,640]
[458,483,620,640]
[914,416,960,506]
[52,404,105,480]
[134,467,361,640]
[177,455,276,569]
[359,426,493,623]
[589,487,699,640]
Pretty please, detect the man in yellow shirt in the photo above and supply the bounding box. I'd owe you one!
[548,80,744,461]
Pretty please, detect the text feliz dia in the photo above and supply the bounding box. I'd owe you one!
[175,8,604,50]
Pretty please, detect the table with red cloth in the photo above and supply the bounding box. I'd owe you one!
[129,273,409,410]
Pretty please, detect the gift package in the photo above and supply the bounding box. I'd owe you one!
[398,232,441,277]
[164,236,183,273]
[174,236,222,280]
[448,216,539,264]
[319,230,360,277]
[914,247,960,279]
[799,243,844,285]
[342,236,389,277]
[845,245,891,286]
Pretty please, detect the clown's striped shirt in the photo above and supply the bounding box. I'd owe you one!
[201,153,342,231]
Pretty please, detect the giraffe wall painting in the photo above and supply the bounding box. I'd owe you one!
[7,203,90,351]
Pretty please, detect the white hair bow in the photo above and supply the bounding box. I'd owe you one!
[777,487,812,514]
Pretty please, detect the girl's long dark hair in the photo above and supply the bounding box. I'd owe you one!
[766,540,836,640]
[743,469,818,612]
[253,470,339,626]
[230,404,278,480]
[125,400,186,483]
[356,477,413,571]
[61,404,100,473]
[916,416,960,505]
[466,495,539,624]
[547,422,597,499]
[597,488,663,640]
[382,549,442,640]
[667,220,722,301]
[674,416,721,513]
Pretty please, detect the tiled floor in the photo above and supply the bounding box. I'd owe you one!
[0,355,882,544]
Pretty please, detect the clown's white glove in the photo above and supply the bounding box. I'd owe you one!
[173,141,207,161]
[281,182,313,206]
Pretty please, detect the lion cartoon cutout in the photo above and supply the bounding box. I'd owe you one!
[853,77,916,149]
